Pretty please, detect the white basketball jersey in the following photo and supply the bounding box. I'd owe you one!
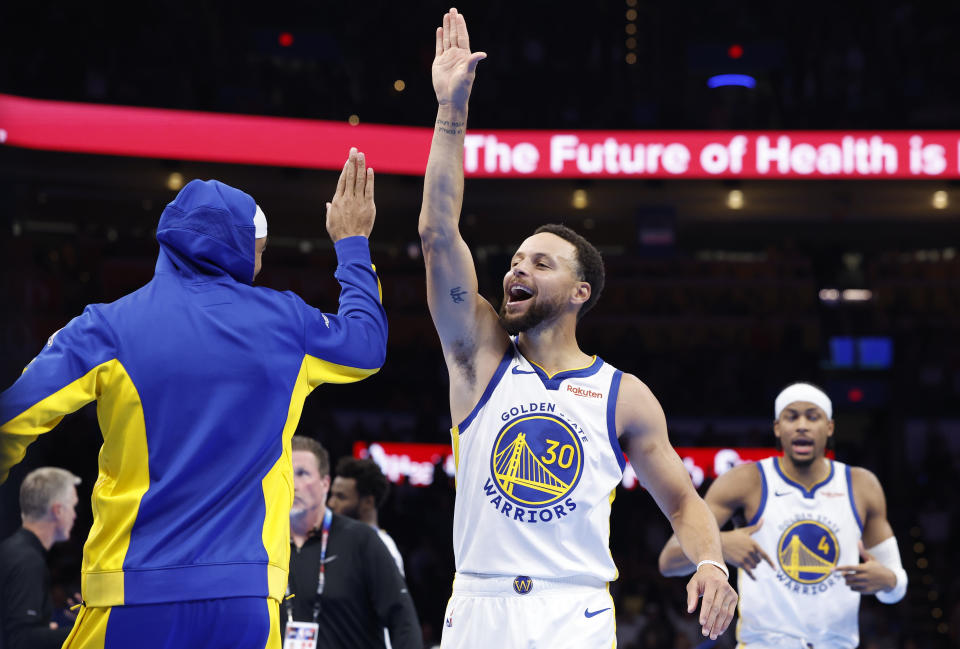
[737,457,863,649]
[376,527,405,576]
[450,340,626,582]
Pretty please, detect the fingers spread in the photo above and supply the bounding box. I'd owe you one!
[742,564,756,581]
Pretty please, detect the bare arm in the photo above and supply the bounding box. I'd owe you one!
[658,470,739,577]
[836,467,899,594]
[418,9,505,422]
[658,463,774,580]
[617,374,737,640]
[854,467,895,548]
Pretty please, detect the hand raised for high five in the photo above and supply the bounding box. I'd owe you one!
[326,147,375,242]
[433,8,486,108]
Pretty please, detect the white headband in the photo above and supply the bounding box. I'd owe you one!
[253,204,268,239]
[774,383,832,420]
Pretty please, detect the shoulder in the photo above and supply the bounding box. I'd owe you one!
[705,461,762,504]
[615,373,666,436]
[255,288,308,316]
[334,514,377,542]
[616,372,655,400]
[848,465,885,501]
[0,531,43,573]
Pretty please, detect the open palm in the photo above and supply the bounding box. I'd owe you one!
[432,8,486,107]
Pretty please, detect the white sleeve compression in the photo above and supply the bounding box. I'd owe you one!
[869,536,908,604]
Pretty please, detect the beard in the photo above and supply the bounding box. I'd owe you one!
[498,294,563,335]
[337,503,360,520]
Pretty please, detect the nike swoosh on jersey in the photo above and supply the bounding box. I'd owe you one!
[584,607,611,618]
[511,366,537,375]
[774,490,792,497]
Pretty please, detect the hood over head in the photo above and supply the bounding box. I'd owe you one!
[156,179,263,284]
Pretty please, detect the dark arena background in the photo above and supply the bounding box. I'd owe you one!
[1,2,959,648]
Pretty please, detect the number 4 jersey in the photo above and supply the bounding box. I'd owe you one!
[737,456,863,649]
[450,340,626,582]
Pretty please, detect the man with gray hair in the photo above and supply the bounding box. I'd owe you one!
[0,467,80,649]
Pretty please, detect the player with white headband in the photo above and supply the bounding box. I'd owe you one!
[658,382,907,648]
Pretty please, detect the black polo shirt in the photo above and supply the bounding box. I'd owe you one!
[284,512,422,649]
[0,528,70,649]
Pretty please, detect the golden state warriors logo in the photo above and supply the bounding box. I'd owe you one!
[490,414,583,507]
[777,520,840,584]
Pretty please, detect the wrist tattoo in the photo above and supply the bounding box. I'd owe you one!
[450,286,468,303]
[436,119,465,136]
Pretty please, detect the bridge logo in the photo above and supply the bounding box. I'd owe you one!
[490,414,583,507]
[776,520,840,584]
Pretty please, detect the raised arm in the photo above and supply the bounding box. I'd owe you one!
[616,374,737,641]
[418,9,506,420]
[297,148,388,386]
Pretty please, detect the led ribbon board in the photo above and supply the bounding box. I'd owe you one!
[4,93,960,179]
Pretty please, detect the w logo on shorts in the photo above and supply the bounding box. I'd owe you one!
[513,576,533,595]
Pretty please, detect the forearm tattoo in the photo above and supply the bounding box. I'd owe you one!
[436,119,464,136]
[450,286,468,303]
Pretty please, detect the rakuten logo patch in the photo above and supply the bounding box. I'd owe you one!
[566,384,603,399]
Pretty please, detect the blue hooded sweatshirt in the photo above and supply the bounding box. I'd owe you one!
[0,179,388,607]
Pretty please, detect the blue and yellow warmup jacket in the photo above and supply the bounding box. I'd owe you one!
[0,180,387,607]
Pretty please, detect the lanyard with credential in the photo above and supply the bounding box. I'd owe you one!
[286,508,333,625]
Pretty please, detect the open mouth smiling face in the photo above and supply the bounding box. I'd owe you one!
[504,281,535,309]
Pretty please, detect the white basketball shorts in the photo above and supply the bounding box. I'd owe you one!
[440,573,616,649]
